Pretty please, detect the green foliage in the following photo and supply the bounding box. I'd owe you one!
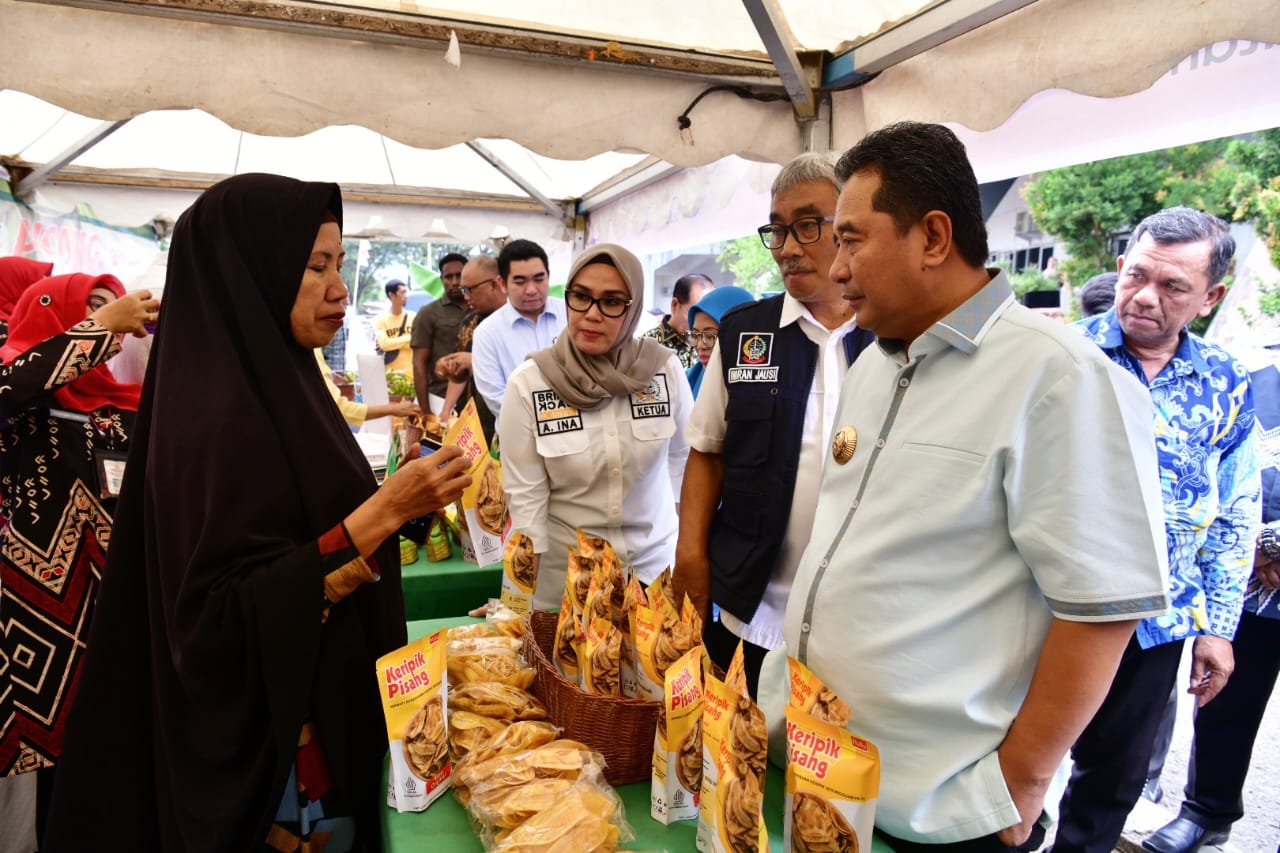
[717,236,783,295]
[1228,130,1280,271]
[341,239,468,310]
[1007,268,1057,297]
[1023,140,1235,287]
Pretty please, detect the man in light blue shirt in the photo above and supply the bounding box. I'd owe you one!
[471,238,565,418]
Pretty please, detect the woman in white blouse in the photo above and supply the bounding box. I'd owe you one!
[498,243,692,610]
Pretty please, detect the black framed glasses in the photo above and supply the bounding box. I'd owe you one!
[683,330,719,347]
[757,215,834,250]
[565,288,633,318]
[459,277,497,296]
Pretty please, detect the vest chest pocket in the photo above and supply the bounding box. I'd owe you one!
[722,395,774,468]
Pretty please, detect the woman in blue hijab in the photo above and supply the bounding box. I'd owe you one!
[684,285,755,397]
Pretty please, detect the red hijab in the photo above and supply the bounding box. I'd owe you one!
[0,256,54,322]
[1,273,142,412]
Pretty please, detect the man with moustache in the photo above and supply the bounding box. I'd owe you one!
[435,255,509,442]
[471,239,565,418]
[411,251,468,418]
[779,122,1169,851]
[1053,208,1260,853]
[673,152,876,698]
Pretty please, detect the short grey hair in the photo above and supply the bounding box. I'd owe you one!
[1131,207,1235,285]
[771,151,841,197]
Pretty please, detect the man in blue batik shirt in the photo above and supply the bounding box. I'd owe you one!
[1053,207,1262,853]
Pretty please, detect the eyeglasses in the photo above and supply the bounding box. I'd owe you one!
[683,330,719,347]
[757,215,834,250]
[565,288,633,318]
[459,278,498,297]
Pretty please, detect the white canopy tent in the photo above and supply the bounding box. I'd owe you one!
[2,0,1278,266]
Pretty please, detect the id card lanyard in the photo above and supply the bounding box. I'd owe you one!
[51,408,128,499]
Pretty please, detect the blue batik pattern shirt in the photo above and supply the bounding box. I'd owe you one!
[1077,309,1260,647]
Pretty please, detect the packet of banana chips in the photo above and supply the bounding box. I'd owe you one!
[444,399,508,568]
[634,584,703,701]
[378,630,451,813]
[499,531,538,615]
[651,644,707,825]
[784,658,879,853]
[698,642,768,852]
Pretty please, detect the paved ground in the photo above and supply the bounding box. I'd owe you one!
[1116,644,1280,853]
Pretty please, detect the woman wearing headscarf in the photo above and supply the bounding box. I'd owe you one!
[0,256,54,346]
[498,243,693,610]
[44,174,471,852]
[0,272,157,844]
[683,285,755,398]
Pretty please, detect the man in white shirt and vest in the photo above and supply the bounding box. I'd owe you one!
[673,152,875,698]
[776,122,1171,851]
[470,239,565,419]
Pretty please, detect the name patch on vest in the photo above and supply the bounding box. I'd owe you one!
[728,332,779,382]
[532,389,583,435]
[630,374,671,419]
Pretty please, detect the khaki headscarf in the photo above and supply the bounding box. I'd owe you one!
[530,243,671,411]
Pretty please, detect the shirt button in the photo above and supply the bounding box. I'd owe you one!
[800,622,811,633]
[875,438,886,448]
[899,377,910,388]
[819,559,829,569]
[852,499,859,509]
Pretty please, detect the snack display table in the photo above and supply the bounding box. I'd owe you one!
[380,617,895,853]
[399,548,502,621]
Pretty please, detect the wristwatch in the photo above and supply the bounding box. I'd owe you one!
[1259,525,1280,561]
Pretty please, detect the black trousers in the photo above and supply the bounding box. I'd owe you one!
[703,614,768,701]
[1181,609,1280,831]
[1051,635,1185,853]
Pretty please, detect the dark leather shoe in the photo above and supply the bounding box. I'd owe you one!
[1141,776,1164,804]
[1142,816,1230,853]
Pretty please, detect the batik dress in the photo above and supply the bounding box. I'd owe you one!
[0,318,130,775]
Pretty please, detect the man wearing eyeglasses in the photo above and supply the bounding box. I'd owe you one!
[433,255,510,441]
[640,273,715,368]
[471,238,566,419]
[411,252,469,421]
[672,152,876,698]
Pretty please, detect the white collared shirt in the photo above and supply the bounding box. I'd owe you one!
[686,293,860,650]
[471,298,566,417]
[499,353,693,610]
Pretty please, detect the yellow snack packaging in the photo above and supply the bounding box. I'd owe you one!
[697,642,768,853]
[444,400,508,568]
[499,531,537,615]
[634,593,701,701]
[620,574,648,697]
[651,644,706,824]
[580,616,622,696]
[564,548,591,616]
[552,594,581,681]
[377,630,451,813]
[784,658,880,853]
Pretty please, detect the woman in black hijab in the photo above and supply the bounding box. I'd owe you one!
[45,174,470,852]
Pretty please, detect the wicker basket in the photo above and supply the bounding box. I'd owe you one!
[522,609,661,786]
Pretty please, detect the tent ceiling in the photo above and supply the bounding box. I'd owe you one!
[2,0,1278,241]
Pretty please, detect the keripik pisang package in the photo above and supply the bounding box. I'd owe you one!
[651,644,706,825]
[377,630,452,813]
[784,657,880,853]
[697,642,768,852]
[444,399,508,568]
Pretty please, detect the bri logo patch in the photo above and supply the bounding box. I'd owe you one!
[532,389,583,436]
[630,374,671,419]
[728,331,779,382]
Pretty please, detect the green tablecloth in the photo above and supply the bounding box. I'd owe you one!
[381,618,894,852]
[399,547,502,621]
